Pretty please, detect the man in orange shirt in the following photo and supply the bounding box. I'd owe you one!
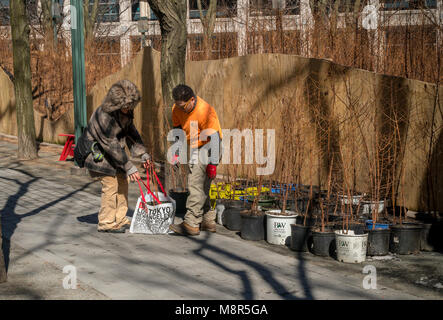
[169,84,223,236]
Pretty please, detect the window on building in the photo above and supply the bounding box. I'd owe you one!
[0,0,9,26]
[90,0,120,23]
[132,0,140,21]
[249,0,300,16]
[0,0,38,26]
[381,0,437,10]
[189,0,237,19]
[285,0,300,15]
[249,0,272,16]
[335,1,368,13]
[216,0,238,17]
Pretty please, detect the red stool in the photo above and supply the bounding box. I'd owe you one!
[58,134,75,161]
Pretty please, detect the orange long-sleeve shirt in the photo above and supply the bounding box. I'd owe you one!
[172,96,223,149]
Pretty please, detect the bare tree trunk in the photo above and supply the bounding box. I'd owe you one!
[147,0,187,109]
[197,0,217,60]
[0,219,6,283]
[11,0,38,160]
[147,0,187,190]
[41,0,54,49]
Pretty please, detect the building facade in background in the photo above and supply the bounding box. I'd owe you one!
[0,0,441,75]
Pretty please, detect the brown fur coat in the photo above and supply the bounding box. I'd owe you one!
[84,80,149,176]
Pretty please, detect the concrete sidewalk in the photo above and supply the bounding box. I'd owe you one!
[0,139,442,300]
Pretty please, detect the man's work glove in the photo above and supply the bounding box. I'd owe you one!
[171,154,180,171]
[206,164,217,179]
[171,154,180,165]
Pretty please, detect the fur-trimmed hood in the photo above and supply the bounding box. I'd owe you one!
[82,80,148,177]
[101,80,141,113]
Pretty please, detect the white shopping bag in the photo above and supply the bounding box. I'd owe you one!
[129,165,176,234]
[129,191,176,234]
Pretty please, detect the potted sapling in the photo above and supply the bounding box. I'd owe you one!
[265,142,297,246]
[169,162,189,218]
[290,148,316,252]
[240,176,266,241]
[223,164,251,231]
[335,180,369,263]
[389,161,423,254]
[334,139,368,263]
[364,128,391,256]
[311,159,337,257]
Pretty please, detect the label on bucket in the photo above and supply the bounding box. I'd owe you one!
[336,234,368,263]
[337,239,367,250]
[266,215,296,245]
[273,222,287,234]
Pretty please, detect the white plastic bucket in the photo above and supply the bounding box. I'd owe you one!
[216,204,225,225]
[265,210,297,245]
[362,200,385,215]
[340,194,364,205]
[335,230,368,263]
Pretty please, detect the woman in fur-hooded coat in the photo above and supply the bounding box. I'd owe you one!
[83,80,150,232]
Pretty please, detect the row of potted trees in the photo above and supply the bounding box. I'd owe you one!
[209,178,433,264]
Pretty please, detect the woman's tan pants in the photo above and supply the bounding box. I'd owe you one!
[97,174,130,231]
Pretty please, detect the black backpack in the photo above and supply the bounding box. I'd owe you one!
[73,128,94,168]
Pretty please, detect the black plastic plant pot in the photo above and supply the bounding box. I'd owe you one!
[348,223,366,235]
[259,198,277,209]
[295,215,315,227]
[311,231,336,257]
[366,228,391,256]
[169,189,189,217]
[225,200,251,209]
[290,224,311,252]
[420,223,434,252]
[224,207,246,231]
[240,214,265,241]
[389,224,423,255]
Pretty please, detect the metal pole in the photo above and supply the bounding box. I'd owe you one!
[70,0,87,146]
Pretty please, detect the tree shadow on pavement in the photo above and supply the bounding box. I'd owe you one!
[0,167,94,272]
[185,232,314,300]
